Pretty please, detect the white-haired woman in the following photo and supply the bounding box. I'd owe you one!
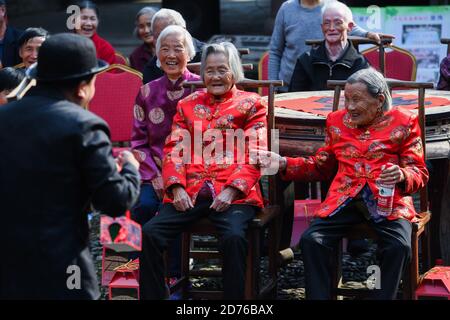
[139,42,267,299]
[143,8,205,84]
[258,68,429,299]
[129,7,157,72]
[131,25,200,283]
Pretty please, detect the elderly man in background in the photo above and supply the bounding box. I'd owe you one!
[142,8,204,84]
[289,1,369,92]
[17,27,49,69]
[0,0,23,67]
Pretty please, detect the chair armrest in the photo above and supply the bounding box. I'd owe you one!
[413,210,432,232]
[251,205,281,228]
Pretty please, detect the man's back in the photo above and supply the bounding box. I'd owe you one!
[0,86,140,299]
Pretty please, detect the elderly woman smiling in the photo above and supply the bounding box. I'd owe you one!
[131,25,199,280]
[139,42,267,300]
[258,68,429,300]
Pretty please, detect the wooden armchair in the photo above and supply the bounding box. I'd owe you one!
[168,79,284,300]
[326,79,434,299]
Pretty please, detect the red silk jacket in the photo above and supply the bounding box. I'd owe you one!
[162,87,267,208]
[282,108,429,221]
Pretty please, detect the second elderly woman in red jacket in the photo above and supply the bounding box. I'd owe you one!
[258,68,429,300]
[139,42,267,300]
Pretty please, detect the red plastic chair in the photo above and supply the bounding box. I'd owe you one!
[88,64,143,154]
[258,51,269,96]
[362,45,417,81]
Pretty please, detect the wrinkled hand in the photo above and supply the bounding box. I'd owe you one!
[151,175,164,201]
[210,187,241,213]
[254,150,287,171]
[379,163,405,185]
[366,32,395,44]
[172,185,194,212]
[117,150,140,171]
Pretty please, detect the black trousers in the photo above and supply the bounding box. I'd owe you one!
[139,201,256,300]
[300,197,412,300]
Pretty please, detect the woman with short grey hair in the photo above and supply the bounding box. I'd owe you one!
[129,6,157,72]
[347,68,393,112]
[258,66,429,300]
[139,42,268,300]
[200,42,244,83]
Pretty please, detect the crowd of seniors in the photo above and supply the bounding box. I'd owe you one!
[0,0,439,301]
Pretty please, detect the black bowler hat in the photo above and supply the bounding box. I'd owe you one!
[28,33,108,82]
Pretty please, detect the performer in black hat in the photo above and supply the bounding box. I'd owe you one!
[0,33,141,299]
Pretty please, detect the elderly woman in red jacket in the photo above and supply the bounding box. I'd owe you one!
[139,42,267,300]
[258,68,429,300]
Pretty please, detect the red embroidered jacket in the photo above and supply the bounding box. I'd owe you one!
[282,108,429,221]
[162,87,267,208]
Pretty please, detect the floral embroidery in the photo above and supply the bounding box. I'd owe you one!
[343,112,357,129]
[193,104,211,119]
[390,126,409,144]
[236,97,257,114]
[372,114,393,131]
[341,144,360,159]
[132,150,146,163]
[337,176,352,193]
[215,115,235,130]
[167,176,181,185]
[410,137,423,156]
[167,88,185,101]
[133,104,145,122]
[328,126,341,143]
[149,107,165,125]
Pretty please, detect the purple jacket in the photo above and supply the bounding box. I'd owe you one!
[131,69,201,182]
[438,55,450,90]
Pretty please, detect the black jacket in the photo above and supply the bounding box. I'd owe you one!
[289,40,369,92]
[0,87,140,299]
[142,37,205,84]
[1,26,23,67]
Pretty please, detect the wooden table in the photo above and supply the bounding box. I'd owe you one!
[271,89,450,264]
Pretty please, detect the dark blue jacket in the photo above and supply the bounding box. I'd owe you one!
[0,86,141,299]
